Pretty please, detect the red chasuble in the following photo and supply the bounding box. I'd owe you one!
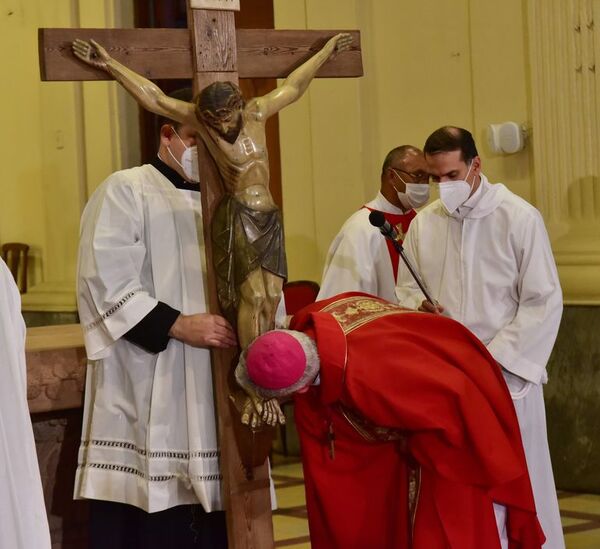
[363,207,416,280]
[291,292,544,549]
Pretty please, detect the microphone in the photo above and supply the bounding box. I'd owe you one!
[368,210,436,306]
[368,210,399,241]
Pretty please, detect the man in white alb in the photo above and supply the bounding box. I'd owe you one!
[318,145,429,301]
[0,257,51,549]
[75,89,237,549]
[396,126,564,549]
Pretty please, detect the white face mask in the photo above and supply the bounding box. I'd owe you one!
[438,161,474,215]
[390,169,430,210]
[167,128,200,183]
[405,183,430,209]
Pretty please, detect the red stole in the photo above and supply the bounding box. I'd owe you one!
[363,207,416,279]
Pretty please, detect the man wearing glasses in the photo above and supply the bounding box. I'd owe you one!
[318,145,430,301]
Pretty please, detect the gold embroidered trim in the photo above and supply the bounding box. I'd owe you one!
[321,296,413,334]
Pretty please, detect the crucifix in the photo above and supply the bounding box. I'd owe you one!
[39,2,362,547]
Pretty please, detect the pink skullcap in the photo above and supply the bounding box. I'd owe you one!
[246,331,307,390]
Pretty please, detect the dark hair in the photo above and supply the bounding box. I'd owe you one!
[424,126,478,163]
[195,81,245,120]
[157,87,194,130]
[381,145,422,175]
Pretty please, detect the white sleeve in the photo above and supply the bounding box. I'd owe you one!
[77,174,158,360]
[0,261,52,549]
[395,220,426,310]
[0,259,26,392]
[486,211,563,384]
[317,216,394,301]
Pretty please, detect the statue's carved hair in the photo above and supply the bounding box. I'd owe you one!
[195,81,245,121]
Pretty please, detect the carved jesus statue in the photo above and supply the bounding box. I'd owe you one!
[72,34,351,353]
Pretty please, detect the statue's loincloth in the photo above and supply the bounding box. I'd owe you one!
[212,194,287,320]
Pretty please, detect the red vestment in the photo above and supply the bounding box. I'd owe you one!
[362,206,416,280]
[291,292,544,549]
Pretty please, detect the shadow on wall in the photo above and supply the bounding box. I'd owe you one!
[545,306,600,494]
[284,234,322,284]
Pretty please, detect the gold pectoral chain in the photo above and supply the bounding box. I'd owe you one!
[328,422,336,460]
[338,405,407,444]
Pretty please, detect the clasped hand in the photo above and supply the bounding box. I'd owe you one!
[169,313,237,348]
[419,299,445,315]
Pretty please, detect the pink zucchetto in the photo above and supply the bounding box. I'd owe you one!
[247,331,306,389]
[236,330,320,399]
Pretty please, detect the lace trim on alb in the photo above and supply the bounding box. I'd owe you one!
[79,462,222,483]
[82,439,220,459]
[84,288,143,332]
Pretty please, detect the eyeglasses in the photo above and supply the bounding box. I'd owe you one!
[389,167,429,184]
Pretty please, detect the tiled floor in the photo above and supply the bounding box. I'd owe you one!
[272,457,600,548]
[272,459,310,548]
[559,492,600,548]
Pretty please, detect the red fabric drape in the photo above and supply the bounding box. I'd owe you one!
[291,292,544,549]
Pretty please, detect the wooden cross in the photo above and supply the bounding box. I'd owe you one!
[39,2,362,547]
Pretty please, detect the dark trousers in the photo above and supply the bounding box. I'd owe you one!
[89,499,227,549]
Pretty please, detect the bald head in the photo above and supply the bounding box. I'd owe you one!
[379,145,429,210]
[381,145,423,176]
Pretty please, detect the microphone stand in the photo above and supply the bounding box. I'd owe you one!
[383,229,436,307]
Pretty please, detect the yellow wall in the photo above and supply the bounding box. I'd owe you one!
[274,0,534,283]
[3,0,594,311]
[0,0,138,311]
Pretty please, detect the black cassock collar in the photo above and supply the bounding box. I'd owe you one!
[151,156,200,193]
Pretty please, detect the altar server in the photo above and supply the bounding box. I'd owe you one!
[0,257,51,549]
[396,126,564,549]
[75,90,236,548]
[318,145,429,302]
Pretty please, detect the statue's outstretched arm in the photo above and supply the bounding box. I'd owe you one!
[72,39,197,128]
[252,33,353,120]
